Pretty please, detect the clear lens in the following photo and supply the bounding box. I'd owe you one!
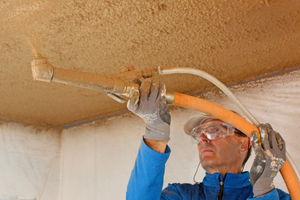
[190,122,235,142]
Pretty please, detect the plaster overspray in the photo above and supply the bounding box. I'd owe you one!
[60,70,300,199]
[1,0,300,127]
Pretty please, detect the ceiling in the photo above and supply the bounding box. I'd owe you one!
[1,0,300,128]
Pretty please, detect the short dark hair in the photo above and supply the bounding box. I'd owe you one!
[234,129,252,168]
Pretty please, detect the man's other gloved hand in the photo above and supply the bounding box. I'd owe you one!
[250,123,286,197]
[127,79,171,141]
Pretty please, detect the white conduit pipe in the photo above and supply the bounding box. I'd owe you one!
[160,67,300,183]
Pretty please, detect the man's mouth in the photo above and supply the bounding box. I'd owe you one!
[200,148,214,154]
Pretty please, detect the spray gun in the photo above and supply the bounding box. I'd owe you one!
[30,53,260,129]
[31,53,158,102]
[31,54,300,199]
[31,53,176,104]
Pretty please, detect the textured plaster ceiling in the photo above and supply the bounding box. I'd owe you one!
[1,0,300,128]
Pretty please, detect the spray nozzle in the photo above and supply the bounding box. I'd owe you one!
[31,54,54,82]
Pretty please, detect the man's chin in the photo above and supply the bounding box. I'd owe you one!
[200,156,216,168]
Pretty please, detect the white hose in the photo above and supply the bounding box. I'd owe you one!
[161,67,260,125]
[160,67,300,183]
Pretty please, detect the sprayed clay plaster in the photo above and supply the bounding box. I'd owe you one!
[0,0,300,127]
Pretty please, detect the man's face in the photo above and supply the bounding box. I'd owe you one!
[197,118,247,175]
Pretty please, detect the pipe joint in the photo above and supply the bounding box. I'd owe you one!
[31,54,54,82]
[112,78,139,97]
[142,68,159,78]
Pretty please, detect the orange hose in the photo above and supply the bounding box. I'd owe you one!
[280,161,300,200]
[172,92,300,200]
[172,92,259,136]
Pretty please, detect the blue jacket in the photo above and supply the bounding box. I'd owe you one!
[126,140,291,200]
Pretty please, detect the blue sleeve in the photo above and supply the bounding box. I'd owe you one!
[126,139,171,200]
[247,188,291,200]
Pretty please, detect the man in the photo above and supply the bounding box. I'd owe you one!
[126,79,289,200]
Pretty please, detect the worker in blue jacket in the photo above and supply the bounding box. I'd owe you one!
[126,79,290,200]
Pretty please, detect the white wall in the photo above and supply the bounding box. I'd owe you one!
[61,69,300,199]
[0,123,61,200]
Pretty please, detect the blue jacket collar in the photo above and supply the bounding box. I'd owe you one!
[203,172,252,189]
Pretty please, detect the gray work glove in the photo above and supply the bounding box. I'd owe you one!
[127,79,171,141]
[250,123,286,197]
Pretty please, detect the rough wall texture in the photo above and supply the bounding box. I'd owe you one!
[1,0,300,127]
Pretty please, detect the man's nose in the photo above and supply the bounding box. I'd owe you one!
[198,133,211,143]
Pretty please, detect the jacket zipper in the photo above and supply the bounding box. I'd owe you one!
[218,175,226,200]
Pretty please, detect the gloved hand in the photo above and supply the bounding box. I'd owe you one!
[127,79,171,141]
[250,123,286,197]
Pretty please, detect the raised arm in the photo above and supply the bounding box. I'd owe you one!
[126,79,171,200]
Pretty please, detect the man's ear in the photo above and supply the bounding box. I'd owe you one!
[240,137,250,153]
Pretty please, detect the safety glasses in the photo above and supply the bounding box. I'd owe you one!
[190,122,236,142]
